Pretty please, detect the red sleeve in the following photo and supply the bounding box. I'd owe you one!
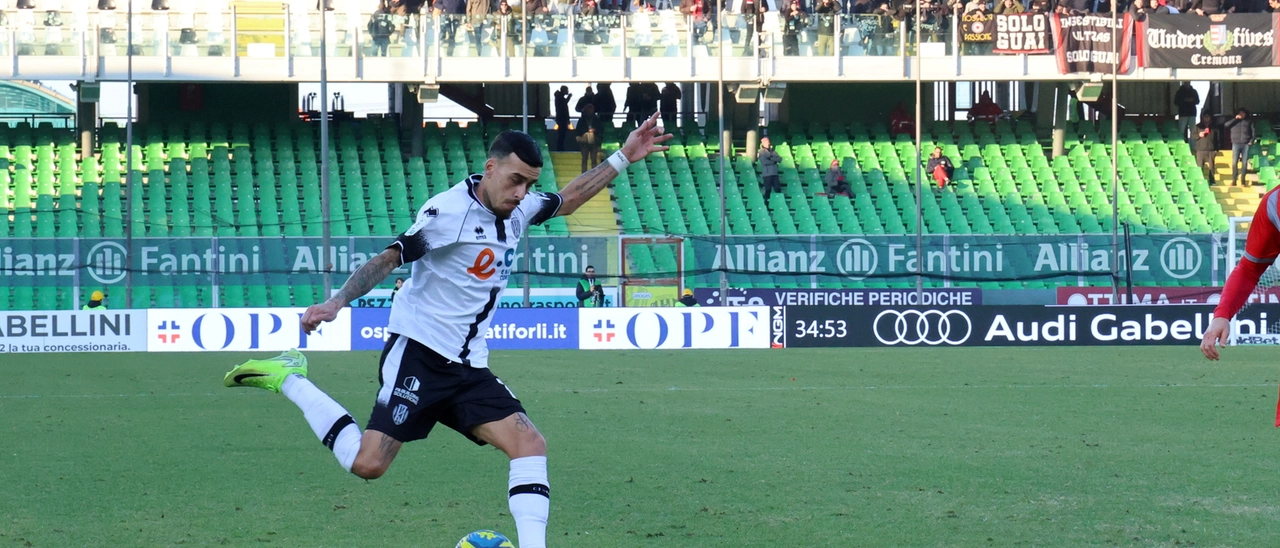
[1214,189,1280,319]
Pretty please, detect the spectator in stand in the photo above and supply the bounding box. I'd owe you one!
[466,0,492,53]
[968,91,1003,124]
[676,288,699,307]
[368,1,396,56]
[781,0,809,56]
[554,85,572,150]
[576,84,595,115]
[814,0,840,56]
[680,0,707,43]
[1057,0,1090,14]
[624,83,641,125]
[595,83,618,124]
[1224,108,1256,186]
[1190,0,1224,14]
[1194,114,1217,185]
[1269,0,1280,11]
[1173,82,1199,143]
[889,101,915,136]
[995,0,1026,13]
[641,82,661,121]
[434,0,467,55]
[927,147,956,190]
[1027,0,1052,12]
[494,0,518,55]
[963,0,988,13]
[391,278,405,301]
[758,136,783,201]
[825,158,851,196]
[575,104,603,173]
[576,266,604,307]
[741,0,767,56]
[660,83,681,130]
[1129,0,1168,20]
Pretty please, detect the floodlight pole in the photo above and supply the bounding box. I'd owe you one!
[522,5,532,307]
[912,0,922,297]
[124,0,135,307]
[321,4,333,300]
[717,0,728,305]
[1109,8,1119,303]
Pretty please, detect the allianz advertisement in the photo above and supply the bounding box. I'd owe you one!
[0,236,612,289]
[688,234,1220,286]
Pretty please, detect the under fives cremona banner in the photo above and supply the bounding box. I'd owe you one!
[1052,13,1134,74]
[1141,13,1278,69]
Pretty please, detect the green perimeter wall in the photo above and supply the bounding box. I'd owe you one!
[782,83,917,129]
[138,83,296,125]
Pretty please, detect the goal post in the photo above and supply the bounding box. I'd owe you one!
[618,236,685,307]
[1228,215,1252,281]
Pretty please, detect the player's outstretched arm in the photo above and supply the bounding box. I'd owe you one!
[302,248,403,334]
[557,113,673,217]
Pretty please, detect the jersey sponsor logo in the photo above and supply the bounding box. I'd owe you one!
[468,248,498,280]
[466,248,517,281]
[393,387,420,405]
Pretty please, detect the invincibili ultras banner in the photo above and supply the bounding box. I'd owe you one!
[1052,13,1134,74]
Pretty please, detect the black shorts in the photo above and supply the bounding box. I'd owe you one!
[366,333,526,445]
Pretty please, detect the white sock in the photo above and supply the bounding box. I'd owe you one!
[281,374,361,472]
[508,456,549,548]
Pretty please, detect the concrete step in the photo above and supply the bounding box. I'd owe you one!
[549,151,618,235]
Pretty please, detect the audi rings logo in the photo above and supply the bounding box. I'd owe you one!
[872,309,973,346]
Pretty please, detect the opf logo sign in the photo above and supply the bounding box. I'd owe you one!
[147,308,352,352]
[578,307,771,349]
[1159,237,1202,280]
[86,242,128,284]
[835,238,877,280]
[873,309,973,346]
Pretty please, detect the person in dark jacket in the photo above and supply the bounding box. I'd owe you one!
[676,288,699,307]
[1224,108,1255,186]
[825,158,850,196]
[433,0,467,55]
[576,266,604,307]
[926,146,955,189]
[595,83,617,124]
[758,136,783,200]
[575,84,595,113]
[576,104,603,172]
[554,85,572,150]
[781,0,808,56]
[368,1,396,56]
[1173,82,1199,142]
[1194,114,1217,184]
[660,82,681,129]
[1190,0,1224,14]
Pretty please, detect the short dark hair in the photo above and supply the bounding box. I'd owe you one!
[489,130,544,168]
[586,265,596,270]
[1237,108,1250,117]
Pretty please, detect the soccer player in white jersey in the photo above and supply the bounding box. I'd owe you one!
[223,115,671,548]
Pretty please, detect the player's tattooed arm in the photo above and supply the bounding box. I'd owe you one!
[556,163,618,216]
[329,248,403,307]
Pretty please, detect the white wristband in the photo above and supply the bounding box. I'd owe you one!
[606,150,630,173]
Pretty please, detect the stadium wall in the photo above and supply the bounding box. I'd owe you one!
[4,305,1275,353]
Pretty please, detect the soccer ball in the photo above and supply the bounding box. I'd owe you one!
[455,530,515,548]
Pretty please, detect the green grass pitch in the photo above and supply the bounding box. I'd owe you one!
[3,347,1280,546]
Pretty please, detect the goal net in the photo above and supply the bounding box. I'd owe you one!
[619,236,684,307]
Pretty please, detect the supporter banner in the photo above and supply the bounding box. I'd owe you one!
[1056,285,1280,305]
[0,310,146,353]
[994,13,1050,54]
[350,308,577,351]
[579,307,771,349]
[780,304,1280,348]
[688,234,1220,286]
[354,287,620,309]
[692,287,981,307]
[1143,13,1277,68]
[962,13,994,42]
[146,308,351,352]
[1052,13,1134,74]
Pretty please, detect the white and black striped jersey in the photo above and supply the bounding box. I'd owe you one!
[385,174,562,368]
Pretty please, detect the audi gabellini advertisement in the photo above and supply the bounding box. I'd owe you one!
[772,304,1280,348]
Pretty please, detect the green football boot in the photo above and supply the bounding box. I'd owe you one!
[222,349,309,393]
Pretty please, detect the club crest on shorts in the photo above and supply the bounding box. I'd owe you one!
[392,404,409,425]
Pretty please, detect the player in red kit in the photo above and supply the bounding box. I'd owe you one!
[1201,187,1280,360]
